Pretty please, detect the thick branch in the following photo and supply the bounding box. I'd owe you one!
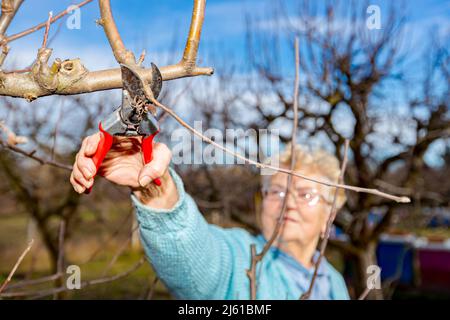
[160,0,214,78]
[181,0,205,69]
[98,0,135,65]
[0,0,24,36]
[0,63,211,100]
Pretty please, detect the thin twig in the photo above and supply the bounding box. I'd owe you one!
[300,140,349,300]
[0,43,9,67]
[83,209,134,264]
[2,0,93,44]
[246,37,301,299]
[260,37,301,258]
[5,272,63,291]
[137,49,146,66]
[5,212,135,293]
[41,11,53,49]
[358,287,371,300]
[100,225,138,277]
[53,220,65,300]
[147,80,410,203]
[1,258,145,299]
[158,79,194,123]
[142,276,159,300]
[0,239,34,293]
[0,139,73,171]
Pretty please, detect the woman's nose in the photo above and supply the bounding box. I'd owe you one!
[285,190,298,209]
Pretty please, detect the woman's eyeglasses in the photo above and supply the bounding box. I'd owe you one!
[262,186,329,207]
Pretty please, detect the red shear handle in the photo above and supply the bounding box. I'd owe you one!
[84,123,113,194]
[142,131,162,186]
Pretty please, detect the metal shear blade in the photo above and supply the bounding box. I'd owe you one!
[101,63,162,137]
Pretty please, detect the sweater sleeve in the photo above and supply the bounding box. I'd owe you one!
[131,167,246,299]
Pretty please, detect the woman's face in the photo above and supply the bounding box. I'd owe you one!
[261,170,332,247]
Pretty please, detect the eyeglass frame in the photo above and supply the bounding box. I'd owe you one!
[261,184,331,207]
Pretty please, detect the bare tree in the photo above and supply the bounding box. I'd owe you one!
[0,0,415,300]
[243,0,449,299]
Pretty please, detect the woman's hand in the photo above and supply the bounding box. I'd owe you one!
[70,133,178,208]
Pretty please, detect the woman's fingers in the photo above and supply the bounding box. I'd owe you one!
[70,134,99,193]
[76,150,96,180]
[70,171,80,193]
[78,133,102,178]
[71,134,172,191]
[70,170,88,194]
[138,143,172,187]
[84,133,102,157]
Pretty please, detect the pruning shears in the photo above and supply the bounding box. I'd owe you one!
[85,63,163,194]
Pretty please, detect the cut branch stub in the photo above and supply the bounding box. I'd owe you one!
[0,0,213,101]
[98,0,213,75]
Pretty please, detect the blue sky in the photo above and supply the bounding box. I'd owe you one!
[4,0,449,72]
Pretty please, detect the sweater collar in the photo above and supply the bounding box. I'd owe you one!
[256,234,328,277]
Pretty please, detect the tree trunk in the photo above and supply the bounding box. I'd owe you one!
[354,241,384,300]
[34,217,58,273]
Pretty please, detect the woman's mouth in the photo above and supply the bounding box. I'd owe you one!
[282,216,299,223]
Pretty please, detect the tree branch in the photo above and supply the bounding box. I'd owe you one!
[300,140,349,300]
[0,0,24,36]
[0,239,34,293]
[1,0,93,44]
[0,139,72,171]
[0,0,213,100]
[246,37,301,299]
[98,0,135,65]
[0,257,145,298]
[150,94,410,203]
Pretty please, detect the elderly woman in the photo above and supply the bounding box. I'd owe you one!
[70,135,349,300]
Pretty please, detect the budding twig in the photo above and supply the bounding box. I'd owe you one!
[148,95,410,203]
[0,257,145,298]
[246,37,301,299]
[1,0,93,44]
[300,140,349,300]
[41,11,53,49]
[0,239,34,293]
[0,140,72,170]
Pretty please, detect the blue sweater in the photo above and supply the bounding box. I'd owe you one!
[131,168,350,300]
